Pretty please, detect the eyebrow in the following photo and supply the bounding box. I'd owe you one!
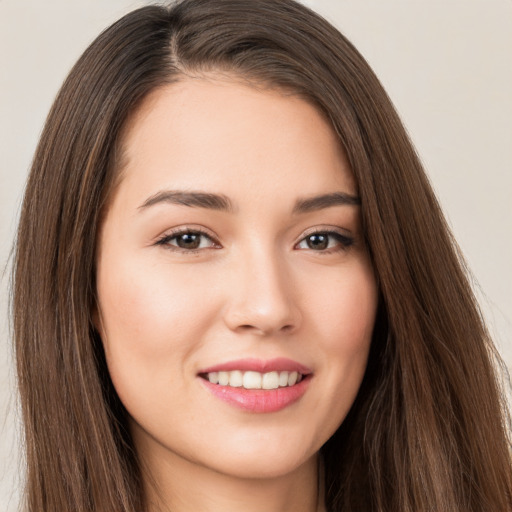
[292,192,361,214]
[138,190,360,214]
[139,190,234,212]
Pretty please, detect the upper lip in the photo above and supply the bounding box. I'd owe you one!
[198,357,312,375]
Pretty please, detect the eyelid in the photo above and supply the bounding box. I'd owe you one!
[294,226,355,252]
[298,225,353,238]
[154,225,221,251]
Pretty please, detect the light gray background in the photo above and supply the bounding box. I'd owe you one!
[1,1,511,510]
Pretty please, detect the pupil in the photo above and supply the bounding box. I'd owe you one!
[177,233,200,249]
[307,234,328,250]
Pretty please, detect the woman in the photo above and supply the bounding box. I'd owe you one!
[12,0,512,511]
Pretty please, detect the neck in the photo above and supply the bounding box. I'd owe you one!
[141,447,325,512]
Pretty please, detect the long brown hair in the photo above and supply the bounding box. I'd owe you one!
[13,0,512,510]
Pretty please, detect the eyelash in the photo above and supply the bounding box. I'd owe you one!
[155,228,354,254]
[296,230,354,254]
[155,227,220,254]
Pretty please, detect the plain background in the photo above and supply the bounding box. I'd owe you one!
[1,1,511,510]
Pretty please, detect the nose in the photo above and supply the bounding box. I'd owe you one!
[222,247,301,336]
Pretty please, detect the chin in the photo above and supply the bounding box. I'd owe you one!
[209,450,317,480]
[196,430,322,480]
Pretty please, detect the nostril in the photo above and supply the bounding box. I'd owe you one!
[236,323,295,336]
[239,324,256,331]
[222,290,302,335]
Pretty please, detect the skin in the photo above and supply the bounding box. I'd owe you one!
[95,76,378,512]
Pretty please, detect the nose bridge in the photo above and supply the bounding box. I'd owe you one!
[223,239,300,335]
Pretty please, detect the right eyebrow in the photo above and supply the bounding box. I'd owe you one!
[138,190,234,212]
[292,192,361,214]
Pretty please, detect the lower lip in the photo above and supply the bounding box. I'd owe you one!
[200,376,311,413]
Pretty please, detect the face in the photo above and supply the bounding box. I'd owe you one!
[95,77,378,482]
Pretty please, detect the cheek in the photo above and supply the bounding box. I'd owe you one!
[308,260,377,356]
[303,260,377,435]
[95,254,217,398]
[98,253,211,344]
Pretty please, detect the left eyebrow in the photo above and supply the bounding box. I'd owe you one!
[292,192,361,214]
[138,190,234,212]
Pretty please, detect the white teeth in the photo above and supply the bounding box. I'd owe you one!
[229,370,243,387]
[205,370,305,389]
[243,371,262,389]
[218,371,229,386]
[262,371,279,390]
[288,371,298,386]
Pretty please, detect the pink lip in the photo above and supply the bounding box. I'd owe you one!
[200,376,311,413]
[198,358,312,413]
[199,357,312,375]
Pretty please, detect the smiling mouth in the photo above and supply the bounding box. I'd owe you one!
[200,370,305,390]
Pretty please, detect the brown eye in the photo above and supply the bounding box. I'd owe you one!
[175,233,202,249]
[156,230,218,251]
[305,234,329,250]
[296,231,354,252]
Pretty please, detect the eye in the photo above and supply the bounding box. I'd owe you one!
[155,229,219,252]
[296,231,354,252]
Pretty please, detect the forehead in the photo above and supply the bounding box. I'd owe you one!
[114,76,356,209]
